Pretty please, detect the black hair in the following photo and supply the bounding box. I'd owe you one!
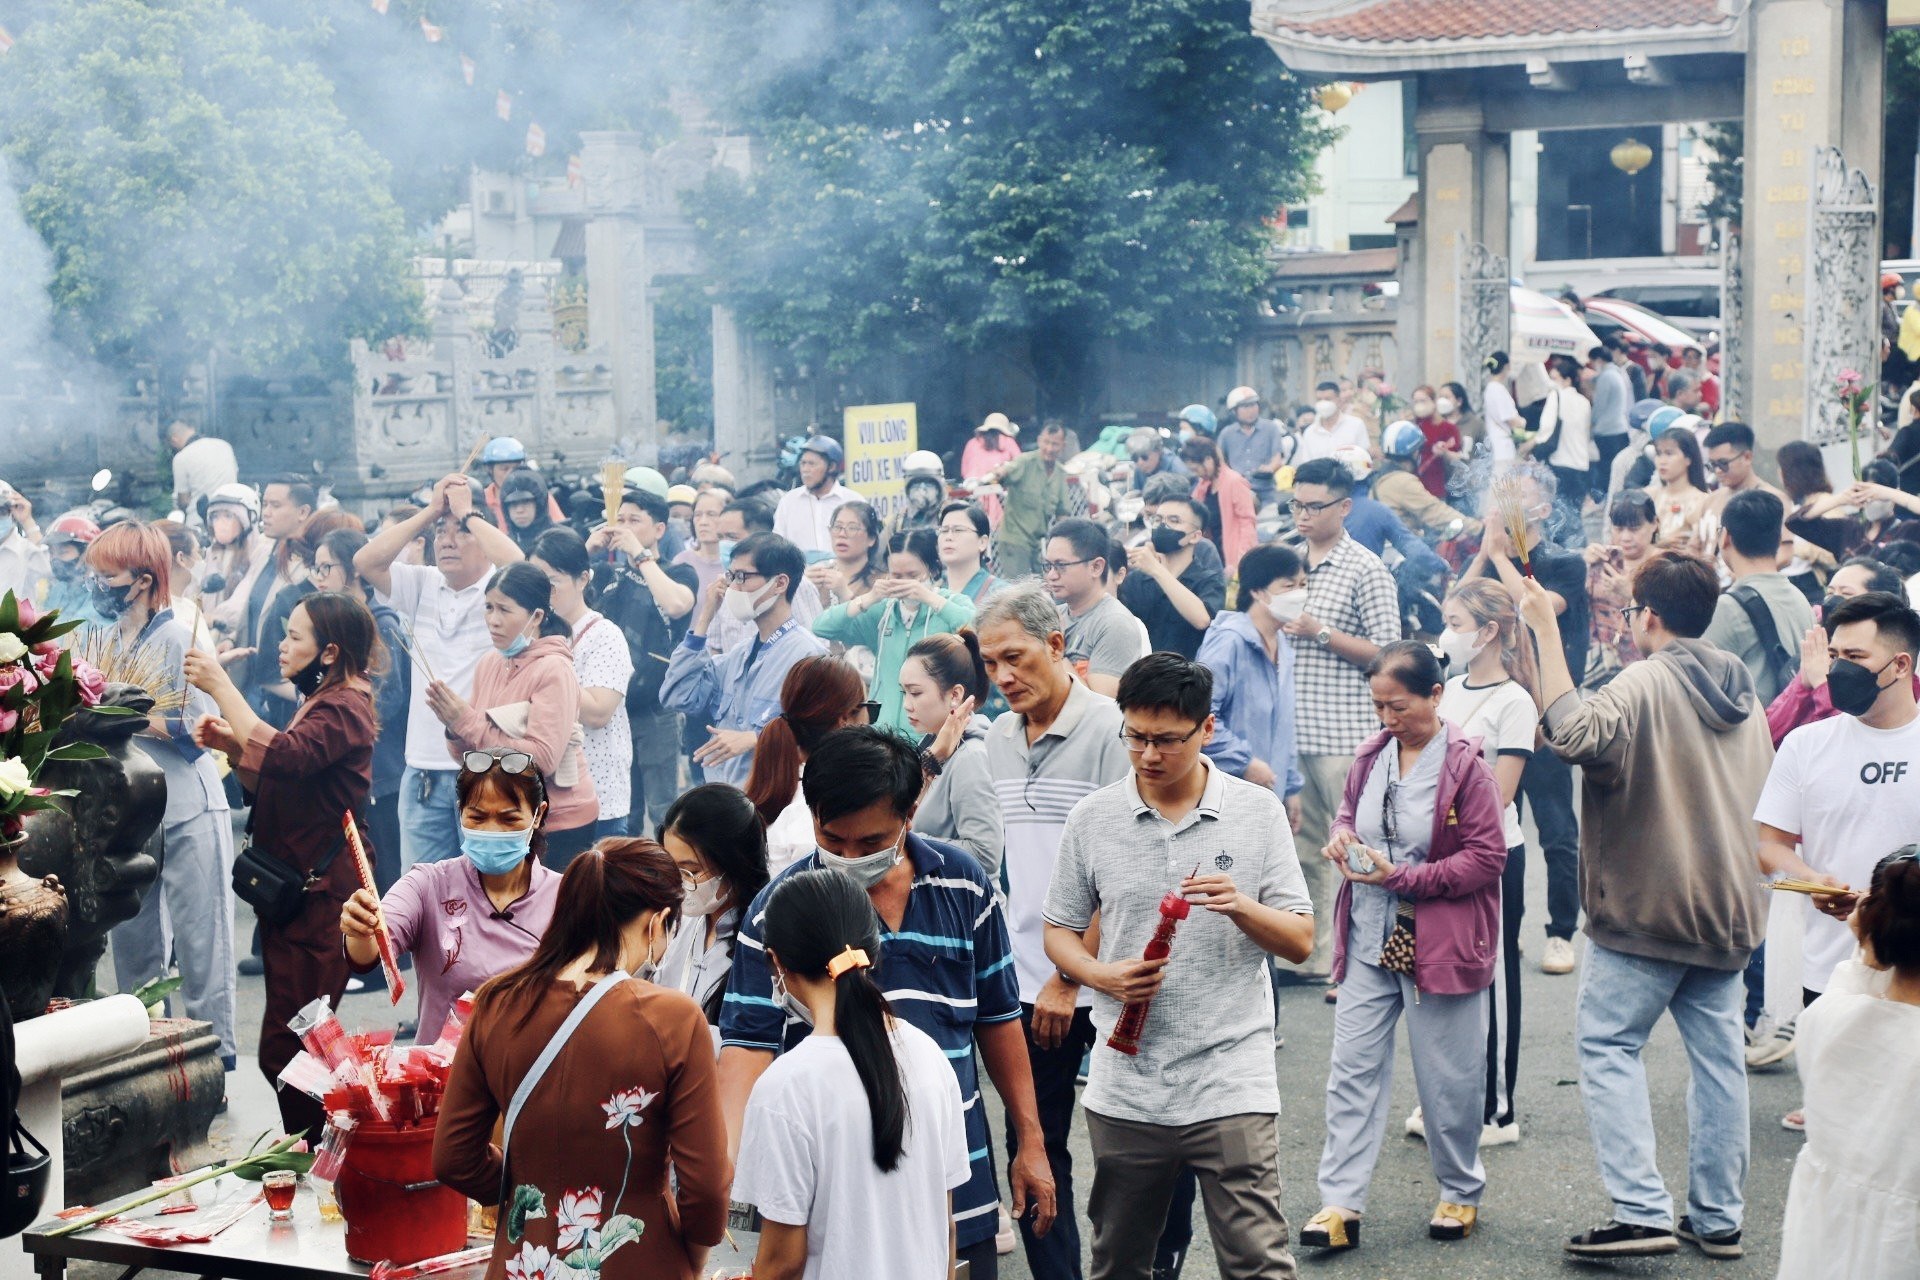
[659,783,769,915]
[1656,427,1708,491]
[1178,436,1221,468]
[761,870,906,1170]
[1546,353,1581,383]
[1588,346,1609,364]
[801,726,923,823]
[1484,350,1510,375]
[906,629,988,704]
[1292,456,1354,498]
[1825,590,1920,658]
[1608,488,1658,529]
[1158,495,1209,530]
[487,561,572,638]
[318,528,369,594]
[733,531,805,601]
[1702,422,1756,453]
[1106,538,1130,577]
[1364,638,1445,696]
[1836,556,1906,597]
[885,525,940,575]
[937,500,990,538]
[1234,543,1303,612]
[265,475,317,511]
[1315,379,1340,394]
[1440,381,1472,412]
[1721,489,1785,559]
[619,488,670,525]
[1858,846,1920,971]
[1114,652,1212,724]
[531,526,591,579]
[722,498,776,535]
[1873,540,1920,579]
[1864,457,1901,492]
[1631,551,1720,639]
[1045,517,1111,582]
[1777,440,1832,504]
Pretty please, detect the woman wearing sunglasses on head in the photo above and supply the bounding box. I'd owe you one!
[744,655,873,876]
[426,561,600,867]
[340,748,562,1043]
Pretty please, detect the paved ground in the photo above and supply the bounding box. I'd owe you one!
[82,828,1803,1280]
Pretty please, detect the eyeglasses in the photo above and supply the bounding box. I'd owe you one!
[723,569,768,586]
[1040,558,1092,576]
[1621,604,1648,623]
[1707,456,1743,473]
[1144,517,1190,531]
[1119,724,1204,753]
[462,749,537,777]
[829,522,869,536]
[1289,498,1342,514]
[936,524,978,537]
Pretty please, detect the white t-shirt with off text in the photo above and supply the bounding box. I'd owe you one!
[1754,711,1920,992]
[732,1021,970,1280]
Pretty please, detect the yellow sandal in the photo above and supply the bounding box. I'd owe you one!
[1429,1201,1477,1241]
[1300,1206,1360,1250]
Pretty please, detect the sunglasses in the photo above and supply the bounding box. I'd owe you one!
[462,749,537,777]
[860,700,882,723]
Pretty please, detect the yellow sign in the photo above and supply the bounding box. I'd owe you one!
[842,402,918,522]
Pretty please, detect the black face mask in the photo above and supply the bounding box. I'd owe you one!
[1828,656,1897,718]
[1821,595,1844,622]
[51,556,84,584]
[1150,526,1186,556]
[289,656,329,699]
[89,577,139,619]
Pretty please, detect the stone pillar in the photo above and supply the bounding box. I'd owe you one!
[518,276,556,459]
[712,304,779,480]
[580,132,659,447]
[431,276,474,457]
[1740,0,1886,460]
[1412,87,1511,387]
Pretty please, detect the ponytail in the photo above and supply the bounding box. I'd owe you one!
[762,870,908,1171]
[743,655,865,827]
[906,629,987,705]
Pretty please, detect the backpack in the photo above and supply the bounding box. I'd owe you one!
[1,989,52,1239]
[1729,583,1797,696]
[597,567,686,716]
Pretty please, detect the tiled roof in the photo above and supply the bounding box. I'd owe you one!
[1270,0,1729,44]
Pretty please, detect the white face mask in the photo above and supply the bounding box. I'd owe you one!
[1265,588,1309,624]
[1435,396,1457,416]
[1314,399,1337,421]
[1864,499,1896,523]
[771,967,815,1026]
[817,833,905,889]
[1437,625,1488,670]
[722,580,777,622]
[681,875,725,919]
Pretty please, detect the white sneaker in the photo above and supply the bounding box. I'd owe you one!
[1480,1120,1520,1147]
[1540,937,1576,975]
[1744,1015,1796,1069]
[996,1205,1015,1255]
[1404,1106,1425,1139]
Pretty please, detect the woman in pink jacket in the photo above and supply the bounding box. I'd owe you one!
[427,561,599,866]
[1180,436,1258,576]
[1300,640,1508,1254]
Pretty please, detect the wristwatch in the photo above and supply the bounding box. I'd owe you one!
[1315,625,1333,646]
[1055,967,1080,988]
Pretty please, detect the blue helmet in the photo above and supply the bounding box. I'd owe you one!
[799,434,844,466]
[1381,420,1425,460]
[1176,404,1217,436]
[479,436,527,465]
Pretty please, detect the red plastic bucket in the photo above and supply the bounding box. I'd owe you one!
[333,1119,469,1265]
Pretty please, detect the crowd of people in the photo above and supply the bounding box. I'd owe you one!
[4,366,1919,1278]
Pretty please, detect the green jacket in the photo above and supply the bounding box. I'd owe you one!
[997,453,1071,552]
[812,588,977,735]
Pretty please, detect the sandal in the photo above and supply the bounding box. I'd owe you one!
[1300,1207,1360,1250]
[1429,1201,1477,1241]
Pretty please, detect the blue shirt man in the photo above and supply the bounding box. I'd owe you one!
[716,727,1056,1271]
[661,531,826,786]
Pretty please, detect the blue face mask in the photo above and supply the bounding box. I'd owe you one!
[461,823,534,875]
[500,619,534,658]
[716,538,737,564]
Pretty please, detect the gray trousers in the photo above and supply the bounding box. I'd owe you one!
[1294,754,1353,977]
[1318,955,1488,1212]
[1086,1109,1298,1280]
[111,809,238,1062]
[628,707,683,834]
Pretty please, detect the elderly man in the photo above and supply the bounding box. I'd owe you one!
[988,422,1074,579]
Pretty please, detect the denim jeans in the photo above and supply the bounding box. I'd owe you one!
[399,766,462,870]
[1518,749,1580,939]
[1576,943,1748,1237]
[1010,1003,1095,1280]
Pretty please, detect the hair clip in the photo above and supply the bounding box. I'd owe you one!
[826,945,872,979]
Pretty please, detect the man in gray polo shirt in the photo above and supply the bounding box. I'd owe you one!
[1045,653,1314,1280]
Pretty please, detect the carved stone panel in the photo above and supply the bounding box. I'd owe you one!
[1456,234,1510,392]
[1805,147,1878,455]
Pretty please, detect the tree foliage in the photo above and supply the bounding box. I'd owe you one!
[687,0,1330,417]
[0,0,422,373]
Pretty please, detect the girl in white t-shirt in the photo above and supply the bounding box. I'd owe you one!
[732,870,971,1280]
[1424,578,1538,1146]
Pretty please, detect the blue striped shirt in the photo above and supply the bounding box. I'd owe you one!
[720,833,1021,1249]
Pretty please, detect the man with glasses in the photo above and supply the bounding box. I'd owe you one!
[356,474,524,868]
[981,422,1074,578]
[1043,518,1147,697]
[1045,653,1313,1280]
[1121,427,1188,494]
[662,531,826,786]
[978,583,1131,1279]
[1699,422,1789,558]
[1280,458,1401,983]
[709,498,823,655]
[1118,498,1223,659]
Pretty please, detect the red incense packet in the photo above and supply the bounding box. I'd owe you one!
[344,813,406,1005]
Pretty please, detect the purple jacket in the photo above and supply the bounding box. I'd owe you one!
[1330,721,1508,996]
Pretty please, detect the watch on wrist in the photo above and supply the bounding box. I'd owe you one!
[1315,626,1333,646]
[1055,967,1080,988]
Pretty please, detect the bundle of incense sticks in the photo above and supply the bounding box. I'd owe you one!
[1771,878,1851,896]
[601,458,627,527]
[69,628,189,713]
[1489,474,1534,578]
[395,613,438,683]
[458,432,489,475]
[344,813,406,1004]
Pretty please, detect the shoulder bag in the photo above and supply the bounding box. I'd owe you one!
[231,804,363,928]
[496,969,632,1206]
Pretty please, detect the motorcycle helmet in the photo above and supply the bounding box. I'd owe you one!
[45,512,101,549]
[1381,420,1426,461]
[204,482,260,524]
[622,466,669,498]
[1224,386,1261,413]
[1174,404,1217,437]
[1330,444,1374,483]
[479,436,528,465]
[902,450,944,481]
[799,435,844,467]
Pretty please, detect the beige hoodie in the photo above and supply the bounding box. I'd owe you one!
[1543,637,1774,971]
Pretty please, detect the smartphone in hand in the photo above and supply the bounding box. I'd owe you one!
[1345,841,1378,875]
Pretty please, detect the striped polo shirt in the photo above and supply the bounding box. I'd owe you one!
[985,679,1133,1004]
[720,833,1021,1250]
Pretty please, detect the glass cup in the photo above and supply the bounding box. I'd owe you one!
[263,1170,298,1221]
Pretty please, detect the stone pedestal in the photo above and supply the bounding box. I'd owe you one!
[61,1017,226,1204]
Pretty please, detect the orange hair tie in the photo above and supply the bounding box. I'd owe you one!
[825,946,872,980]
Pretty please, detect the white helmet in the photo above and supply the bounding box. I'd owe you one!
[1330,445,1374,483]
[205,482,260,522]
[902,449,944,481]
[1225,386,1261,413]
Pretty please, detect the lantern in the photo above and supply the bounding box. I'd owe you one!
[1316,82,1354,113]
[1610,137,1653,177]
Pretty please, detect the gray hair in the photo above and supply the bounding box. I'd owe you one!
[974,581,1065,645]
[1665,369,1699,399]
[1125,427,1162,456]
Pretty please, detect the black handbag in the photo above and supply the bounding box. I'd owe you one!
[231,808,359,928]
